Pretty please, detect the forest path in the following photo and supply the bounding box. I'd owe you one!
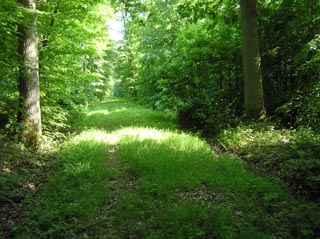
[18,99,319,239]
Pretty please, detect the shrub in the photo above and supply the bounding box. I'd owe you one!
[178,92,240,136]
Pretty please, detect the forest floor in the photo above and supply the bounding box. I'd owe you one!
[1,99,320,239]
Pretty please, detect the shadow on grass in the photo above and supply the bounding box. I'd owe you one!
[17,135,116,238]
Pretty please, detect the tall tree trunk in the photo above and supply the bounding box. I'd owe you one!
[17,0,42,147]
[240,0,266,119]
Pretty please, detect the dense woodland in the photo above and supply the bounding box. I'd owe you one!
[112,0,320,131]
[1,0,320,238]
[0,0,319,141]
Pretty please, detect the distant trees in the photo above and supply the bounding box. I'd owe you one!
[111,0,320,133]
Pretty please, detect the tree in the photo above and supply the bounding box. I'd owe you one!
[0,0,114,142]
[240,0,265,119]
[17,0,41,147]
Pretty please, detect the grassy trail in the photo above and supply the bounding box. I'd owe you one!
[18,99,319,238]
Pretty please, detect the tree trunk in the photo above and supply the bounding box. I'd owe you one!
[240,0,266,119]
[17,0,42,147]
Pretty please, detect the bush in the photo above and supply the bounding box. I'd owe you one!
[178,92,240,136]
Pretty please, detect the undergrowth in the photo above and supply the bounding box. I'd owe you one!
[0,142,55,238]
[215,123,320,202]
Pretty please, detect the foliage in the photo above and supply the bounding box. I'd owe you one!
[259,0,320,114]
[110,0,244,136]
[178,90,240,136]
[37,0,114,135]
[111,0,320,133]
[276,81,320,131]
[0,1,20,134]
[0,0,114,140]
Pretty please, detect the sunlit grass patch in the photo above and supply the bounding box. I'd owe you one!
[75,126,210,152]
[74,127,174,146]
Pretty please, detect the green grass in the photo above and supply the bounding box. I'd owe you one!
[79,99,177,132]
[15,99,320,238]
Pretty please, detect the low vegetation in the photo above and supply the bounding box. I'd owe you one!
[215,124,320,202]
[1,100,319,238]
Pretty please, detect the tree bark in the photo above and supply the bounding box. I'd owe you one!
[240,0,266,119]
[17,0,42,147]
